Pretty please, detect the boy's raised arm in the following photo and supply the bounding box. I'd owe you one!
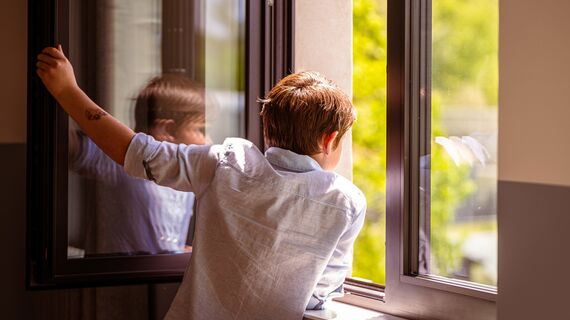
[36,45,135,165]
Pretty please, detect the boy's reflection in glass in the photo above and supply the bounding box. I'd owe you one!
[70,75,206,255]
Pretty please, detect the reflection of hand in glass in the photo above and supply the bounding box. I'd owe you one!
[435,136,490,166]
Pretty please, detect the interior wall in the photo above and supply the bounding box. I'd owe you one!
[294,0,353,179]
[0,0,27,143]
[498,0,570,319]
[499,0,570,187]
[0,0,31,318]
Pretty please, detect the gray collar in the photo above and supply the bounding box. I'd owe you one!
[264,147,322,173]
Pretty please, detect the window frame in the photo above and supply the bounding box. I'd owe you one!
[339,0,497,318]
[26,0,294,288]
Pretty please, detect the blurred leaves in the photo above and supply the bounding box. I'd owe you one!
[351,0,388,283]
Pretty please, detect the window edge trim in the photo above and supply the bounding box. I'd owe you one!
[400,275,497,302]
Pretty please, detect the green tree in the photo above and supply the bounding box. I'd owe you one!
[351,0,388,283]
[432,0,498,106]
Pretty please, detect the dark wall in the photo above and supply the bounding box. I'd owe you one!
[0,144,32,319]
[0,145,180,320]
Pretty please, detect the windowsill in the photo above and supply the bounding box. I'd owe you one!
[303,300,407,320]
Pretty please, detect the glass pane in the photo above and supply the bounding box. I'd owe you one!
[67,0,245,258]
[421,0,498,286]
[351,0,387,284]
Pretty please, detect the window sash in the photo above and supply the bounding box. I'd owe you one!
[26,0,295,288]
[341,0,497,318]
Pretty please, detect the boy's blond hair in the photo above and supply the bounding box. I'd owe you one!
[260,71,355,155]
[134,74,206,133]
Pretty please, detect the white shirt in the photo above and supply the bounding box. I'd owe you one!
[124,133,366,320]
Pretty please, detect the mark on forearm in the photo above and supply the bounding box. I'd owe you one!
[85,109,108,121]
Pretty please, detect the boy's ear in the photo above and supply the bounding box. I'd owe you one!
[321,131,339,155]
[149,119,177,142]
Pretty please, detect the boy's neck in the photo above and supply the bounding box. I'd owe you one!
[309,153,334,171]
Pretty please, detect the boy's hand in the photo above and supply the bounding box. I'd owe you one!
[36,45,78,99]
[34,45,135,166]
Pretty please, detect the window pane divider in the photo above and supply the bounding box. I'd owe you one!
[406,0,431,278]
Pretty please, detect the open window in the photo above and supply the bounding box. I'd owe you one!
[342,0,498,318]
[27,0,294,287]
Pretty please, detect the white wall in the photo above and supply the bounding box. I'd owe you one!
[499,0,570,187]
[294,0,353,179]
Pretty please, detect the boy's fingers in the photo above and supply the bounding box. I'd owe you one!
[41,47,56,56]
[36,69,46,79]
[36,61,50,70]
[37,53,57,66]
[42,47,66,60]
[52,45,66,59]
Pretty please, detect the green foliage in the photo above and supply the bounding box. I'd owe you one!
[351,0,387,284]
[429,0,498,275]
[351,0,496,283]
[432,0,498,106]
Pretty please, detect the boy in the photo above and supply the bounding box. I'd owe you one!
[37,46,366,319]
[70,74,206,255]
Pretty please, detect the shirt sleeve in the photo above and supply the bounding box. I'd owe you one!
[124,133,222,194]
[306,201,367,310]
